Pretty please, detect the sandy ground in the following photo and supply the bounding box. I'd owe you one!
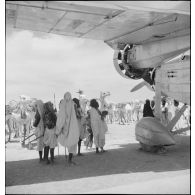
[5,123,190,194]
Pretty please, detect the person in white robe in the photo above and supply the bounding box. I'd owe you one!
[99,111,108,152]
[56,92,80,165]
[89,99,102,154]
[33,100,45,162]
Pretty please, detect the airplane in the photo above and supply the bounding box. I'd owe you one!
[6,1,190,152]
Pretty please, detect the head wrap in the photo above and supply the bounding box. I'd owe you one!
[43,101,56,129]
[35,100,44,119]
[34,99,45,136]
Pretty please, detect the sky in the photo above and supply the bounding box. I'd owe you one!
[5,28,154,106]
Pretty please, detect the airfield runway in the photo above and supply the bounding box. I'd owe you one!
[6,123,190,194]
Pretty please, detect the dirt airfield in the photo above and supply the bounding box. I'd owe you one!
[6,123,190,194]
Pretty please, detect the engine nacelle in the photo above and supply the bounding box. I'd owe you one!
[113,47,155,85]
[113,48,143,80]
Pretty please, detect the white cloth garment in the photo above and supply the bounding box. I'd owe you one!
[99,120,108,147]
[43,127,57,148]
[56,92,79,154]
[89,107,102,147]
[34,100,44,151]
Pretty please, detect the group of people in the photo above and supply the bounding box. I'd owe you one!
[6,94,190,162]
[142,97,190,130]
[105,101,143,125]
[33,92,108,166]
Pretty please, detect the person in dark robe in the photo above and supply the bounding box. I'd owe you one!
[33,100,45,162]
[42,102,57,164]
[72,98,85,156]
[143,99,154,117]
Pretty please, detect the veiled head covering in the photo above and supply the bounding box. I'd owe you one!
[44,101,54,113]
[34,100,45,144]
[145,99,150,107]
[64,92,72,119]
[56,92,79,147]
[90,99,99,109]
[72,98,80,108]
[43,101,56,129]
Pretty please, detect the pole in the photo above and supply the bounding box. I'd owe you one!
[28,134,43,144]
[58,143,59,157]
[54,93,56,110]
[22,133,35,143]
[65,147,67,161]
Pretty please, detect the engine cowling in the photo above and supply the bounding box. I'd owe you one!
[113,47,155,86]
[113,49,143,80]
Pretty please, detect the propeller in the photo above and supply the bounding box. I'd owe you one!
[130,81,154,92]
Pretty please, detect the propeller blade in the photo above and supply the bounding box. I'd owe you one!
[131,80,155,92]
[145,82,155,92]
[130,81,146,92]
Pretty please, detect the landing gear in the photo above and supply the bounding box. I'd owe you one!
[139,143,167,154]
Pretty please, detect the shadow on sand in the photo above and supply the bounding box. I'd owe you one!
[6,135,190,187]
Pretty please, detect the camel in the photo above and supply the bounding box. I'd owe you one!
[76,90,118,124]
[6,96,36,143]
[98,91,110,112]
[11,111,34,142]
[77,90,113,114]
[98,91,120,123]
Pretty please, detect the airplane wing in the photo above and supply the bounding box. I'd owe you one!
[6,1,190,49]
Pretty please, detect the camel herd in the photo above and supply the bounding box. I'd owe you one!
[5,92,145,144]
[5,92,190,146]
[78,91,145,124]
[5,96,36,143]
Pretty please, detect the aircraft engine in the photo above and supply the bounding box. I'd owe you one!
[113,45,155,86]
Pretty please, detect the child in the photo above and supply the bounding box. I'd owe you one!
[33,100,45,162]
[89,99,103,154]
[43,102,57,164]
[99,110,108,153]
[72,98,85,156]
